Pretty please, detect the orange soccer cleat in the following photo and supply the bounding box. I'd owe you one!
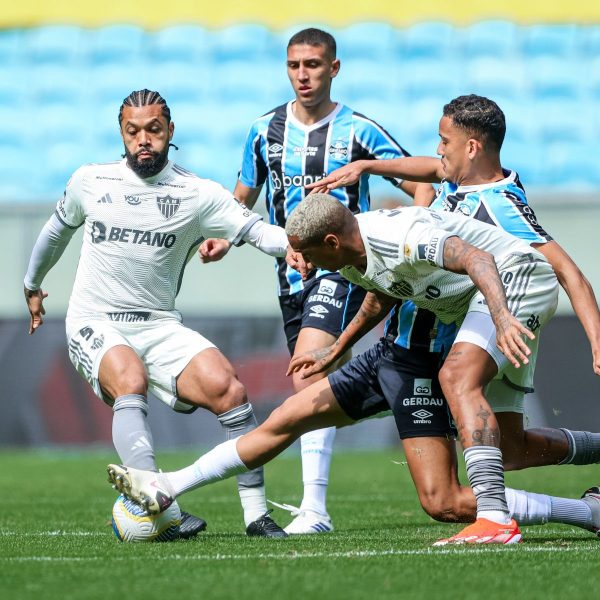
[433,518,522,546]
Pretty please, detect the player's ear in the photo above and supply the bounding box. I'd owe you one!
[467,138,480,160]
[169,121,174,140]
[330,58,341,79]
[324,233,340,249]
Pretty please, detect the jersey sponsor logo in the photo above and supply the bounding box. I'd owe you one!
[317,278,338,297]
[156,181,185,188]
[293,145,318,157]
[307,294,343,309]
[98,193,113,204]
[95,176,123,181]
[414,378,431,395]
[91,221,107,243]
[309,305,329,318]
[412,409,433,424]
[91,221,177,248]
[328,140,349,159]
[268,143,283,157]
[107,312,151,322]
[426,236,440,265]
[388,279,414,297]
[526,313,541,332]
[124,194,141,205]
[270,171,327,191]
[57,196,67,219]
[403,397,444,407]
[157,195,181,219]
[456,201,473,216]
[91,334,105,350]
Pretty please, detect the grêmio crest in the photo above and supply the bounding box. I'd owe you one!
[156,195,181,219]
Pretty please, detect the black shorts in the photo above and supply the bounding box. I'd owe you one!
[329,339,457,439]
[278,273,366,356]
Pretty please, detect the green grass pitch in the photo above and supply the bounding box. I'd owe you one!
[1,448,599,599]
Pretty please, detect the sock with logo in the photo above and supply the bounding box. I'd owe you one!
[558,429,600,464]
[299,427,336,515]
[112,394,157,471]
[217,404,267,525]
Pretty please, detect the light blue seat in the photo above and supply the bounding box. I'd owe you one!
[401,57,462,104]
[212,59,275,104]
[90,62,152,105]
[526,56,584,101]
[0,153,45,202]
[522,24,580,59]
[0,65,29,109]
[168,101,212,147]
[400,21,456,61]
[464,56,526,104]
[150,25,211,64]
[542,141,600,188]
[401,97,447,155]
[333,58,402,105]
[211,24,273,62]
[532,98,589,146]
[24,25,84,65]
[29,64,88,106]
[0,28,23,65]
[146,62,210,105]
[335,22,397,61]
[461,20,520,59]
[87,25,147,66]
[500,139,544,188]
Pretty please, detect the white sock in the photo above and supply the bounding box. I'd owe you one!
[506,487,552,525]
[167,438,248,496]
[238,485,268,526]
[299,427,335,515]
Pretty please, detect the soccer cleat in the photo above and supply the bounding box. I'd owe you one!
[581,486,600,536]
[178,511,208,539]
[246,510,288,538]
[433,518,522,546]
[107,464,174,515]
[269,501,333,535]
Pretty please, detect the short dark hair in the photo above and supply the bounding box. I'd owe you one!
[118,89,171,125]
[287,28,337,58]
[443,95,506,152]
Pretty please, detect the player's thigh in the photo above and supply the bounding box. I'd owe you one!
[176,347,246,413]
[98,345,148,400]
[66,319,142,405]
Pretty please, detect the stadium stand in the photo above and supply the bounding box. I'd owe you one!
[1,21,598,201]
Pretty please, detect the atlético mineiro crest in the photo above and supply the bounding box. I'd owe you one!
[156,195,181,219]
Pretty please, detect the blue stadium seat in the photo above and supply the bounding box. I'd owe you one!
[526,56,584,101]
[168,101,212,147]
[585,56,600,101]
[150,25,211,64]
[541,141,600,189]
[522,24,580,59]
[335,22,397,61]
[400,21,456,61]
[211,59,276,104]
[86,25,147,66]
[28,64,88,106]
[145,62,209,105]
[91,63,152,105]
[0,65,29,109]
[211,24,273,62]
[334,59,402,105]
[401,57,462,104]
[531,98,589,145]
[401,97,446,155]
[0,28,23,65]
[464,56,526,104]
[24,25,84,65]
[461,20,520,59]
[0,152,45,201]
[500,139,544,188]
[42,142,85,196]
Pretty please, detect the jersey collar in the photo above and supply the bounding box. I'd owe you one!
[286,101,343,132]
[452,168,517,194]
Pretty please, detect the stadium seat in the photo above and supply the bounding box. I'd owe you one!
[146,62,210,105]
[540,141,600,189]
[86,24,147,66]
[526,56,584,101]
[401,57,462,104]
[532,98,590,145]
[211,23,274,62]
[464,56,527,104]
[91,63,152,105]
[335,22,398,61]
[500,139,544,188]
[150,25,212,64]
[0,65,29,110]
[212,59,277,104]
[334,59,402,105]
[522,24,580,59]
[0,28,23,65]
[400,21,456,61]
[460,20,521,59]
[168,101,212,146]
[24,25,84,65]
[28,64,88,106]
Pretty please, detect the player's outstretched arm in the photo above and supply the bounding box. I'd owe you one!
[287,289,396,378]
[442,236,535,368]
[535,240,600,375]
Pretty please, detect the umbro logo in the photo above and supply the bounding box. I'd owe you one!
[412,409,433,424]
[268,143,283,157]
[309,305,328,319]
[97,193,112,204]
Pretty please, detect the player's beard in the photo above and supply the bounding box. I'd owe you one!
[124,145,169,178]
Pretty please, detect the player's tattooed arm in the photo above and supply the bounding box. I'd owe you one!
[287,290,396,378]
[442,236,535,368]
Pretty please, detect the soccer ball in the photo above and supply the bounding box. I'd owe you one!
[111,494,181,542]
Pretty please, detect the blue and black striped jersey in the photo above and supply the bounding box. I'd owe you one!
[384,168,552,353]
[238,101,409,295]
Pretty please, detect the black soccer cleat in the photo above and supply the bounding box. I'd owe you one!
[246,510,288,538]
[177,510,208,540]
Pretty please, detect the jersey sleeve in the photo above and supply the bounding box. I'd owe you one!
[486,189,553,244]
[403,220,453,270]
[353,116,409,187]
[55,167,86,229]
[238,120,269,189]
[197,181,262,244]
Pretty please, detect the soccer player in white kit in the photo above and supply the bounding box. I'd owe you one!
[107,194,569,544]
[24,90,291,538]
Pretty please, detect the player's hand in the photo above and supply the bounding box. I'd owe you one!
[24,287,48,335]
[286,246,313,280]
[287,346,337,379]
[495,312,535,368]
[305,162,366,192]
[591,347,600,376]
[198,238,232,263]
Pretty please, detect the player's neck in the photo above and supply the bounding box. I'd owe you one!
[291,99,337,126]
[457,160,504,186]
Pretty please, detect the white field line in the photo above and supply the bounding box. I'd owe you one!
[2,544,600,563]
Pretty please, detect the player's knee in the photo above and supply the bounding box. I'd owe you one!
[209,375,247,414]
[418,488,464,523]
[266,396,305,436]
[105,367,148,397]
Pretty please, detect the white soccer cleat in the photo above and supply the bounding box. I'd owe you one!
[107,464,175,515]
[581,486,600,537]
[269,501,333,535]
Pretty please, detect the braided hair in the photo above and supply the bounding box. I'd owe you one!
[118,89,171,125]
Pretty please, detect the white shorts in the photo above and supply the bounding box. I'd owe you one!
[453,256,558,413]
[66,317,216,412]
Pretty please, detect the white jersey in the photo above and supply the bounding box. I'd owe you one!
[340,207,547,325]
[57,159,260,322]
